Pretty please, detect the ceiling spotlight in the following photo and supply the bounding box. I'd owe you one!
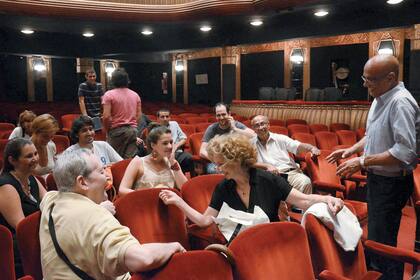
[21,29,34,34]
[83,32,95,38]
[200,26,212,32]
[314,10,329,17]
[250,20,263,27]
[141,29,153,36]
[386,0,403,4]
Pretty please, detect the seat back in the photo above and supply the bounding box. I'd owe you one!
[178,124,196,137]
[287,124,310,137]
[0,225,15,280]
[52,135,70,154]
[188,132,204,156]
[229,222,315,280]
[305,88,322,101]
[315,131,339,150]
[270,126,288,136]
[336,130,357,146]
[0,123,16,131]
[330,123,351,132]
[304,213,367,279]
[309,124,329,134]
[194,123,212,133]
[258,87,274,100]
[181,174,224,214]
[130,250,233,280]
[185,117,208,124]
[323,87,342,101]
[286,119,307,126]
[60,114,80,132]
[356,127,366,141]
[170,117,186,124]
[269,119,286,127]
[110,158,132,194]
[115,188,190,249]
[16,211,42,280]
[274,87,288,100]
[292,133,317,147]
[178,113,199,118]
[45,173,57,191]
[305,150,341,187]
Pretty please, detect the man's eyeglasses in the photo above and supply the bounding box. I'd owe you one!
[252,122,268,128]
[361,72,393,84]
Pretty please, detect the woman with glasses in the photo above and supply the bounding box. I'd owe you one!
[159,133,343,241]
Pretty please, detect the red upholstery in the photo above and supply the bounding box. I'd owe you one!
[293,132,317,147]
[16,211,42,280]
[270,126,288,136]
[0,130,13,139]
[199,113,213,118]
[188,132,204,156]
[45,173,57,191]
[130,250,233,280]
[286,118,307,126]
[0,123,16,131]
[185,117,208,124]
[178,113,199,118]
[336,130,357,146]
[94,129,107,141]
[242,120,252,128]
[181,174,226,247]
[229,222,315,280]
[60,114,80,132]
[51,135,70,154]
[207,116,217,123]
[269,119,286,127]
[194,123,212,133]
[110,159,132,194]
[315,131,339,150]
[146,114,157,121]
[356,127,366,141]
[288,124,310,137]
[0,225,15,280]
[304,213,378,280]
[310,124,329,134]
[170,117,186,124]
[178,124,196,137]
[115,188,190,249]
[330,123,351,132]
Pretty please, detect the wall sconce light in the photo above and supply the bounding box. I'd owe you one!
[33,57,46,72]
[175,59,184,72]
[105,61,116,77]
[377,38,396,56]
[290,48,304,64]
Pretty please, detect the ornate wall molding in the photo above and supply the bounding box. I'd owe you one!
[310,32,369,48]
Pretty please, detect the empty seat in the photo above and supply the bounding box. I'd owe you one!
[0,123,16,131]
[60,114,80,132]
[194,123,212,133]
[309,124,329,134]
[274,87,288,100]
[51,135,70,154]
[288,124,310,137]
[305,88,323,101]
[178,124,196,138]
[356,127,366,141]
[329,123,350,132]
[286,119,307,126]
[269,119,286,127]
[323,87,342,101]
[258,87,274,100]
[315,131,339,150]
[0,225,16,280]
[270,126,288,136]
[185,117,208,124]
[336,130,357,146]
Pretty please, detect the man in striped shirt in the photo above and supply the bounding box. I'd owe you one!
[78,69,104,118]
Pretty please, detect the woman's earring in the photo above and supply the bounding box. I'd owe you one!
[151,150,158,160]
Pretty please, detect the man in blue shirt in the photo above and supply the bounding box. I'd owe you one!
[327,55,420,280]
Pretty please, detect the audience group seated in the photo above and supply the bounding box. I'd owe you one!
[0,56,419,280]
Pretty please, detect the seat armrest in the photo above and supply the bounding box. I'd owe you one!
[364,240,420,265]
[313,180,346,193]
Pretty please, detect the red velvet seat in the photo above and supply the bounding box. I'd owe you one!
[60,114,80,132]
[315,131,339,150]
[229,222,316,280]
[45,173,57,191]
[181,174,226,248]
[329,123,351,132]
[110,158,132,195]
[288,124,310,137]
[270,125,288,136]
[207,116,217,123]
[0,122,16,131]
[0,130,13,139]
[286,118,307,126]
[16,211,42,280]
[194,123,212,133]
[130,250,233,280]
[178,124,196,137]
[188,132,204,157]
[0,225,16,280]
[356,127,366,141]
[178,113,199,118]
[336,130,357,146]
[185,117,208,124]
[269,119,286,127]
[242,120,252,128]
[51,135,70,154]
[170,117,186,124]
[115,188,190,249]
[309,124,329,134]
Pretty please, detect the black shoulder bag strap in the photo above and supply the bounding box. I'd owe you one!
[48,204,95,280]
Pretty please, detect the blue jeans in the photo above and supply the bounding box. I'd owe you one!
[366,172,413,280]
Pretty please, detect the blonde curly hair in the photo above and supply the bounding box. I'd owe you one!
[206,133,257,168]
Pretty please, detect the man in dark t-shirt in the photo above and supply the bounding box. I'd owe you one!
[78,69,104,118]
[200,103,255,174]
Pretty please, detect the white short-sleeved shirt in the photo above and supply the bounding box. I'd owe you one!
[252,132,300,172]
[66,141,123,166]
[8,127,30,140]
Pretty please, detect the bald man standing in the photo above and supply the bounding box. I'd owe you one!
[327,55,420,279]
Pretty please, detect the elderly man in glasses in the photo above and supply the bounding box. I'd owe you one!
[327,54,420,280]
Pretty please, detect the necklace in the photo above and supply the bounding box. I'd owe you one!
[10,171,31,196]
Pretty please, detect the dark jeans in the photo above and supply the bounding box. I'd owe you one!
[366,172,414,280]
[175,151,194,174]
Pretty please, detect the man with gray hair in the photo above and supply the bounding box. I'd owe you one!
[39,149,185,280]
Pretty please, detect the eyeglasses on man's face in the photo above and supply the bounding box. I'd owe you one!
[361,72,393,84]
[252,121,268,129]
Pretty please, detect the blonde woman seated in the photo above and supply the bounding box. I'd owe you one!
[8,110,37,140]
[30,114,59,177]
[119,124,188,196]
[159,134,343,234]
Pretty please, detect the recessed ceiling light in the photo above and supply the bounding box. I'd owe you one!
[314,10,329,17]
[21,29,34,34]
[141,29,153,36]
[250,20,263,26]
[387,0,404,4]
[83,32,94,38]
[200,25,212,32]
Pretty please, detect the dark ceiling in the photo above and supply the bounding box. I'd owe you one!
[0,0,419,62]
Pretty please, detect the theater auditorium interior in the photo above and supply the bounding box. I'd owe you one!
[1,0,420,279]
